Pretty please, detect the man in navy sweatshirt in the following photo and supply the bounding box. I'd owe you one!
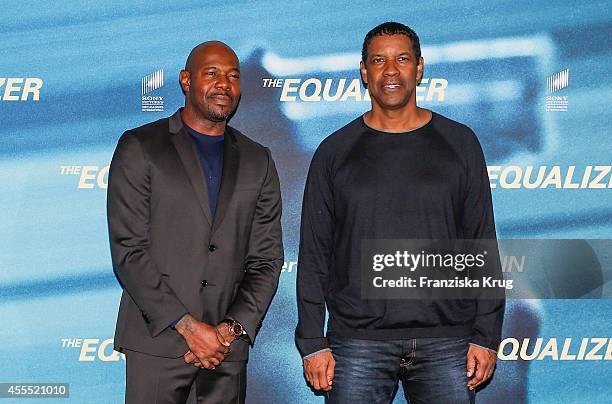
[296,22,504,403]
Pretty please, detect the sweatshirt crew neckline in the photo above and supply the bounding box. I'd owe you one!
[360,110,434,136]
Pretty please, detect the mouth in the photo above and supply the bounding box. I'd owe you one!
[208,93,232,105]
[383,83,401,90]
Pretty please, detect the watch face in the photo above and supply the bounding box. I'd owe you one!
[232,323,243,336]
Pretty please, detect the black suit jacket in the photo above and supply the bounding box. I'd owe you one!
[107,109,283,360]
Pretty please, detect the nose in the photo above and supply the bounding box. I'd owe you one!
[383,60,399,76]
[215,74,231,91]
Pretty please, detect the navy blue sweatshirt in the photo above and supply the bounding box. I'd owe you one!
[185,125,224,218]
[295,112,504,357]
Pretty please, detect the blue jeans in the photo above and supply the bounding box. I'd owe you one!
[327,334,475,404]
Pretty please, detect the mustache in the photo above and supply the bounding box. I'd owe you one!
[207,92,233,100]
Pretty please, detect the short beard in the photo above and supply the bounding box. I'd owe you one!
[206,105,231,122]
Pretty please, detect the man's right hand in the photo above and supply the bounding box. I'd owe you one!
[303,351,335,391]
[175,314,230,369]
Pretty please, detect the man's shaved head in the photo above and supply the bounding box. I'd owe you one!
[179,40,241,129]
[184,41,238,72]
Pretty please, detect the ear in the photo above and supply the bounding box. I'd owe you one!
[179,70,191,93]
[416,57,424,84]
[360,61,368,86]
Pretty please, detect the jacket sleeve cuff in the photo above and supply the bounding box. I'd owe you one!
[170,312,189,330]
[144,294,189,338]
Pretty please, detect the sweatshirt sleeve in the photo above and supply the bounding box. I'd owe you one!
[462,130,505,352]
[295,145,335,358]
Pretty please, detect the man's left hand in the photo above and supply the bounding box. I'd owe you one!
[185,323,237,368]
[215,322,237,346]
[466,344,497,390]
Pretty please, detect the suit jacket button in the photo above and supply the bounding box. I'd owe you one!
[201,280,208,287]
[208,244,217,252]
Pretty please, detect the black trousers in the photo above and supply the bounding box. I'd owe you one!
[124,349,246,404]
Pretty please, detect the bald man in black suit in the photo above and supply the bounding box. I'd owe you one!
[107,41,283,404]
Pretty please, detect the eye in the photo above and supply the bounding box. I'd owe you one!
[372,57,384,63]
[206,71,216,76]
[397,56,408,62]
[229,73,240,79]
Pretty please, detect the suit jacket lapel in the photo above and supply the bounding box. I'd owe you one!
[212,127,239,234]
[168,110,213,226]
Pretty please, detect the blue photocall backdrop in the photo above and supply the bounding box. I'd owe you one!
[1,1,611,402]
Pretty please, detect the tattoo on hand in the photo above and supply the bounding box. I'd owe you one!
[176,314,194,334]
